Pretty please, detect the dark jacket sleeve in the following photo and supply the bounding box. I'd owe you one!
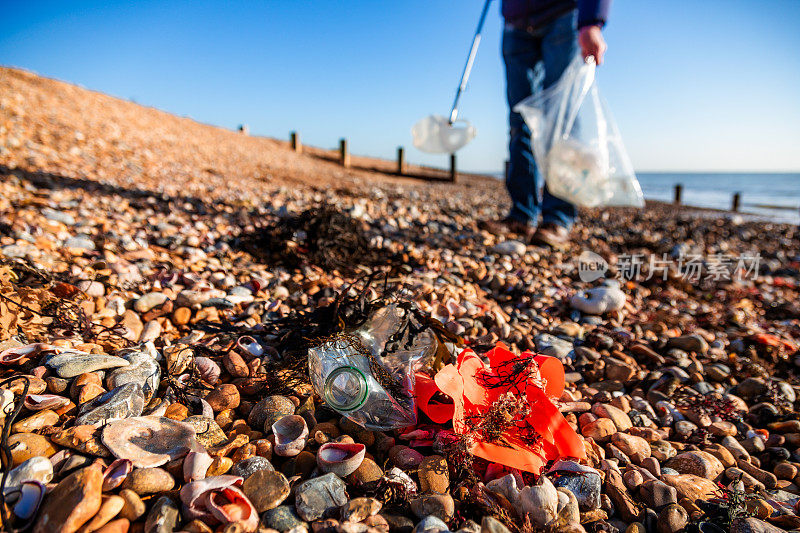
[577,0,611,28]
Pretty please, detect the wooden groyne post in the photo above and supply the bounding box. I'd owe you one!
[340,138,350,168]
[732,192,741,212]
[674,184,683,205]
[397,147,405,175]
[290,131,301,153]
[449,154,457,182]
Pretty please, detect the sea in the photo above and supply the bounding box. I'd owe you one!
[490,171,800,224]
[636,172,800,224]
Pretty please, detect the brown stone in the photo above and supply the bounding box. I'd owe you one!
[92,519,129,533]
[12,409,60,433]
[8,432,57,465]
[33,463,103,533]
[50,425,112,457]
[417,455,449,493]
[604,467,642,522]
[347,458,383,485]
[242,470,290,512]
[205,383,241,411]
[582,418,617,442]
[611,432,651,464]
[666,451,724,479]
[77,494,125,533]
[662,474,719,501]
[117,489,146,521]
[172,307,192,325]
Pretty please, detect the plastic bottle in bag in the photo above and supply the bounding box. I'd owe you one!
[308,305,435,430]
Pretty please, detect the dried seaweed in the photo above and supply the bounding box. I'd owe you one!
[235,206,392,274]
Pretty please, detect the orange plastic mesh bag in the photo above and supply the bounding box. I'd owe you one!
[415,343,584,473]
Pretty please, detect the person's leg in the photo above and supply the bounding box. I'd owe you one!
[539,11,580,229]
[502,26,542,226]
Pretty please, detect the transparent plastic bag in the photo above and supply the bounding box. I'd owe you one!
[514,56,644,208]
[308,305,436,430]
[411,115,477,154]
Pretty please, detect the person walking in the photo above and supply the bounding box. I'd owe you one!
[481,0,611,248]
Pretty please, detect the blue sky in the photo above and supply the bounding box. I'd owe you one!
[2,0,799,173]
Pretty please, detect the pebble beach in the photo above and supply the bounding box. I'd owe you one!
[1,66,799,533]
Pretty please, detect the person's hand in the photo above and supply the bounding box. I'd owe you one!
[579,25,607,65]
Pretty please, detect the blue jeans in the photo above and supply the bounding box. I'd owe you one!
[503,11,579,229]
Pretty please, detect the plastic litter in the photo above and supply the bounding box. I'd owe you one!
[411,115,477,154]
[416,342,584,473]
[514,55,644,208]
[308,304,436,430]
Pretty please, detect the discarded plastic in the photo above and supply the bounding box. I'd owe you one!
[411,115,477,154]
[514,56,644,208]
[308,305,436,430]
[416,343,584,473]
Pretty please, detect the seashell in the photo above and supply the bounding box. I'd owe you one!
[317,442,366,477]
[0,389,15,417]
[23,393,71,411]
[385,467,417,496]
[164,344,194,374]
[102,458,132,491]
[180,475,259,532]
[102,416,199,468]
[237,336,264,358]
[272,415,308,457]
[3,456,54,494]
[12,480,45,520]
[206,485,259,531]
[0,343,50,365]
[520,475,558,527]
[75,383,145,427]
[194,357,221,384]
[431,303,451,324]
[48,449,71,471]
[184,450,214,482]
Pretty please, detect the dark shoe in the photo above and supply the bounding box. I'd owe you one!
[478,217,535,239]
[531,223,570,249]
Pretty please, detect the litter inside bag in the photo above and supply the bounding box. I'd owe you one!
[514,56,644,208]
[412,115,477,154]
[308,305,436,430]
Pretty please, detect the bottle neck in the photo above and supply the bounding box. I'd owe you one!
[323,366,368,412]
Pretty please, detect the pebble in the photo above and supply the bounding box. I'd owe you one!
[119,467,175,495]
[242,470,290,512]
[417,455,449,493]
[666,451,724,479]
[144,496,180,533]
[294,473,348,521]
[570,285,626,315]
[229,455,274,479]
[492,240,526,256]
[32,463,102,533]
[134,292,170,313]
[249,395,295,432]
[409,493,455,521]
[263,505,306,532]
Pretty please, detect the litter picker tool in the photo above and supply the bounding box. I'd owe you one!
[411,0,491,154]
